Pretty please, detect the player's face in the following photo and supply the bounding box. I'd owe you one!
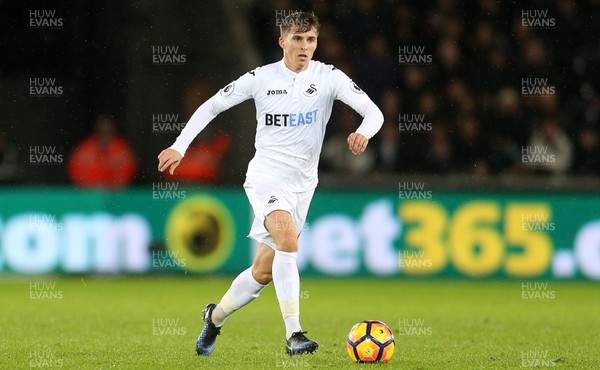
[279,28,318,72]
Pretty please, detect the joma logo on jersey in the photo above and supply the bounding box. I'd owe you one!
[267,89,288,96]
[265,109,318,127]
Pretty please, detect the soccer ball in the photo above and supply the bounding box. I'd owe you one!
[346,320,395,363]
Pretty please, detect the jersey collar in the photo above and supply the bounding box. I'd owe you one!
[278,58,312,76]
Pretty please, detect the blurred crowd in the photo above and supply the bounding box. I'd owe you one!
[4,0,597,188]
[251,0,600,178]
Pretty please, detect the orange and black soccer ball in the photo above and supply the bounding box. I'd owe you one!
[346,320,395,363]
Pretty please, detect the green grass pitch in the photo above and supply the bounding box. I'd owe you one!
[1,276,598,369]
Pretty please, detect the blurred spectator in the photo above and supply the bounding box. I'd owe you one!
[525,118,574,175]
[343,0,388,54]
[572,125,600,176]
[0,133,20,183]
[453,115,489,175]
[67,115,137,188]
[380,88,401,121]
[356,34,395,100]
[488,133,520,174]
[164,132,231,183]
[437,37,462,77]
[493,87,528,146]
[375,122,403,173]
[322,107,374,176]
[421,123,454,173]
[314,24,347,66]
[417,91,440,121]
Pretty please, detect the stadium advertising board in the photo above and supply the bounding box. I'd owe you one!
[0,188,599,279]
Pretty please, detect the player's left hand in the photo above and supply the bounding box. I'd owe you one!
[347,132,368,155]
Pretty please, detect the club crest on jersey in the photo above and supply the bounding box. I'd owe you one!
[220,82,235,96]
[304,84,318,97]
[267,89,288,96]
[350,80,364,94]
[267,195,278,206]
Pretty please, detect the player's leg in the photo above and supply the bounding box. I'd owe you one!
[265,210,318,356]
[196,244,273,356]
[211,243,274,324]
[265,210,301,339]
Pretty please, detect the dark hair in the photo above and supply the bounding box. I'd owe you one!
[280,11,320,37]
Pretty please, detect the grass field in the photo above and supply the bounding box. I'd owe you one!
[1,276,598,369]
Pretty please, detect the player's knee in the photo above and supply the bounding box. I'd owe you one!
[276,234,298,252]
[252,265,272,285]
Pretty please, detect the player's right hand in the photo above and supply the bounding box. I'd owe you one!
[157,148,182,175]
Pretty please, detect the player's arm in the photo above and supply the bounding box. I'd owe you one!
[331,68,384,155]
[157,70,256,174]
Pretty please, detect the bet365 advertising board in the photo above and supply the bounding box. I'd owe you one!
[0,187,599,279]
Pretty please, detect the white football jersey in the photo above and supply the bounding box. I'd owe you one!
[171,59,383,192]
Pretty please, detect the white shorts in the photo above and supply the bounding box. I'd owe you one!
[244,177,315,250]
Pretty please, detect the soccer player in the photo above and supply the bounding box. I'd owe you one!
[157,11,383,356]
